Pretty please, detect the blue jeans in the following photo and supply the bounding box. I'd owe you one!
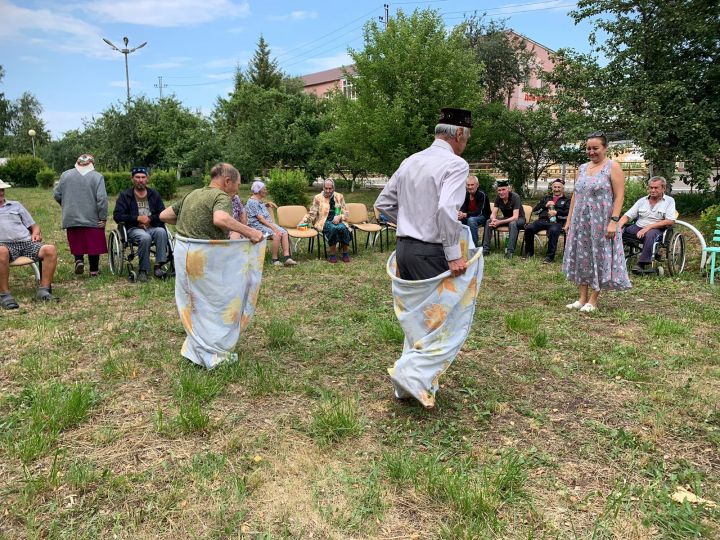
[127,226,168,272]
[464,215,489,249]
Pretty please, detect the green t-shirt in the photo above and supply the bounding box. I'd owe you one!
[172,187,232,240]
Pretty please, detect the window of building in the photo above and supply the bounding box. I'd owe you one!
[342,78,357,100]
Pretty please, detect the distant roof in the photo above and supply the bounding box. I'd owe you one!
[301,65,355,86]
[506,30,555,55]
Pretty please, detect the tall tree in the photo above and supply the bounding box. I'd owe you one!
[6,92,50,155]
[462,15,536,105]
[247,35,283,90]
[565,0,720,185]
[335,9,484,176]
[0,66,12,153]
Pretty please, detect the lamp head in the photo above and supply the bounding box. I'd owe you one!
[28,129,36,137]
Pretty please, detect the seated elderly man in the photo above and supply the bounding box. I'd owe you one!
[0,179,59,308]
[303,179,352,263]
[457,174,491,254]
[488,180,525,258]
[523,178,570,263]
[113,167,169,282]
[619,175,676,274]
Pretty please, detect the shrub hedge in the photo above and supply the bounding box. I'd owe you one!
[672,192,720,216]
[35,168,57,188]
[266,169,309,207]
[0,155,48,187]
[150,170,177,199]
[698,204,720,244]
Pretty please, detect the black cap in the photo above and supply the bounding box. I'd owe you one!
[439,107,472,128]
[131,167,149,176]
[496,180,510,188]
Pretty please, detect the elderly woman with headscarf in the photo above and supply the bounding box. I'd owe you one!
[53,154,108,277]
[246,181,296,267]
[303,179,352,263]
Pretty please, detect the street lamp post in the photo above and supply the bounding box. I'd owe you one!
[102,36,147,107]
[28,129,36,157]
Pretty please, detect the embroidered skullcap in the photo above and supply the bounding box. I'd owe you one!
[76,154,94,166]
[438,107,472,128]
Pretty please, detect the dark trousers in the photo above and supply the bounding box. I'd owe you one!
[488,217,526,254]
[624,224,664,263]
[524,219,564,259]
[396,237,448,280]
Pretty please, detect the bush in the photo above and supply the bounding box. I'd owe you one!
[35,168,57,189]
[266,169,309,207]
[150,170,177,199]
[698,204,720,245]
[475,172,496,195]
[100,172,131,196]
[673,193,720,216]
[0,155,47,187]
[622,178,648,214]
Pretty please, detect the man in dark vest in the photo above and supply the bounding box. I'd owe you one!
[523,178,569,263]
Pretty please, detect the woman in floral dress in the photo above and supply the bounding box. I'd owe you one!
[562,131,631,312]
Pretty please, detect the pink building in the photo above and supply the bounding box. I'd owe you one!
[300,31,555,108]
[301,66,356,99]
[505,31,555,110]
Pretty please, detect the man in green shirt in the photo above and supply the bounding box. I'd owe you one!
[160,163,262,242]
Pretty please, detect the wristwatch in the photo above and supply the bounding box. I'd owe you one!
[610,216,620,222]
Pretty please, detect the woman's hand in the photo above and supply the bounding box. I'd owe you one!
[563,218,571,233]
[606,221,618,238]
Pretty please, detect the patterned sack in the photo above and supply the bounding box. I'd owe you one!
[174,234,266,369]
[386,227,484,408]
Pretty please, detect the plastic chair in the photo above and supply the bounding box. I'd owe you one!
[9,256,41,283]
[494,204,532,250]
[276,205,323,259]
[373,206,397,249]
[703,217,720,284]
[346,203,383,253]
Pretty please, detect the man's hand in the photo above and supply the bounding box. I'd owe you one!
[448,257,468,277]
[548,210,557,217]
[98,220,106,228]
[137,215,151,227]
[636,227,650,239]
[249,229,263,243]
[31,231,42,242]
[546,200,555,208]
[457,210,466,220]
[489,218,498,228]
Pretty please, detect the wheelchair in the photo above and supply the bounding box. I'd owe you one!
[623,225,686,277]
[107,224,175,282]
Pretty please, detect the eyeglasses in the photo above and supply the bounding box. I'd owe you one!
[587,130,605,139]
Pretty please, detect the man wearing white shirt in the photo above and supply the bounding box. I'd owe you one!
[619,176,676,273]
[375,107,472,280]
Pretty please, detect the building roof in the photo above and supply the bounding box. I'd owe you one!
[301,65,355,86]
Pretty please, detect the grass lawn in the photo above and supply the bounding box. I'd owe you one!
[1,186,719,539]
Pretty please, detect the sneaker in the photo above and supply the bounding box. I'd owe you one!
[579,303,597,313]
[138,270,148,282]
[566,300,583,310]
[272,260,283,267]
[341,253,350,263]
[74,260,84,274]
[328,255,337,264]
[284,257,297,266]
[543,257,554,264]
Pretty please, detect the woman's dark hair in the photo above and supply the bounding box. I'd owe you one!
[586,130,608,146]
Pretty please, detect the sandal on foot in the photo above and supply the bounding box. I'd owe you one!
[0,293,19,309]
[35,287,58,302]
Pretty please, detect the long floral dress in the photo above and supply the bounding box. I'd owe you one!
[563,160,631,291]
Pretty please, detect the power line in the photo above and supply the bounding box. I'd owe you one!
[441,0,576,17]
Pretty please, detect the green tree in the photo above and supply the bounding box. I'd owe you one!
[335,9,484,176]
[247,35,283,90]
[6,92,50,155]
[462,15,535,105]
[0,66,12,154]
[564,0,720,185]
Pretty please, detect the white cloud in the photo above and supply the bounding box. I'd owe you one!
[304,52,353,72]
[81,0,251,27]
[269,10,318,22]
[0,0,112,58]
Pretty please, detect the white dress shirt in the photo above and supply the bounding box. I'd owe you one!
[375,139,469,261]
[623,194,676,228]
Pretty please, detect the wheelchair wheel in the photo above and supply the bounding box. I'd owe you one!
[624,244,639,275]
[128,270,137,283]
[666,231,686,276]
[108,230,125,276]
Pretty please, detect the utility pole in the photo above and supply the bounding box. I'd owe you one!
[379,3,389,28]
[155,76,167,99]
[102,36,147,107]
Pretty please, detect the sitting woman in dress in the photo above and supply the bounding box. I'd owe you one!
[246,181,296,267]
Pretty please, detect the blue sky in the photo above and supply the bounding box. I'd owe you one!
[0,0,597,138]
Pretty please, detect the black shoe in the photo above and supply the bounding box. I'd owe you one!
[154,266,167,279]
[505,252,513,259]
[482,249,490,256]
[138,270,149,282]
[543,256,554,264]
[522,253,532,260]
